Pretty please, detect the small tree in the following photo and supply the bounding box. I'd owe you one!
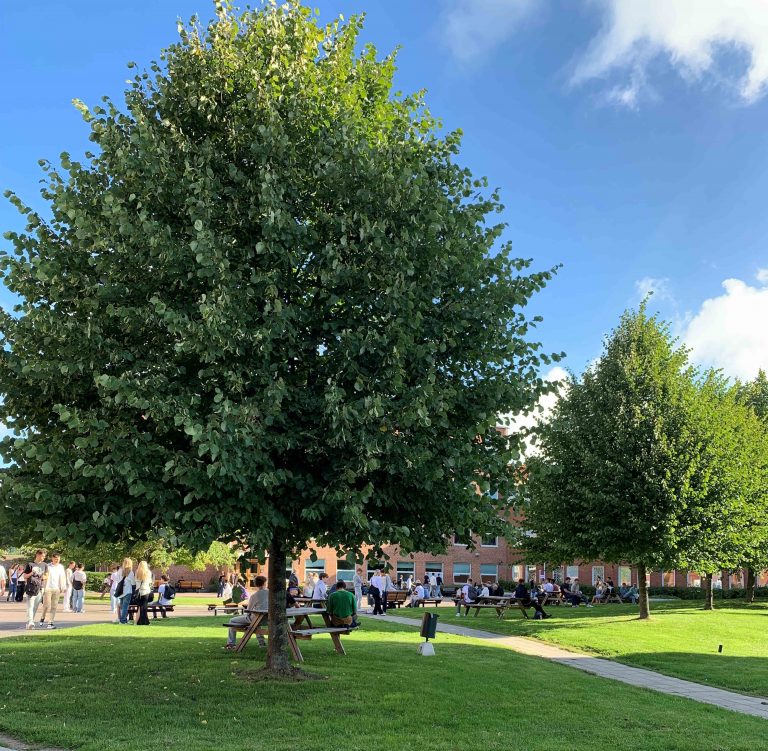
[522,306,700,619]
[0,3,557,674]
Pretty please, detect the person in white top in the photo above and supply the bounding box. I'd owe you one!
[135,561,153,625]
[38,553,66,628]
[156,575,174,611]
[479,582,490,598]
[118,558,136,624]
[312,572,329,605]
[62,561,76,612]
[23,549,48,630]
[428,573,438,597]
[410,582,425,607]
[107,565,121,621]
[369,570,385,615]
[352,567,365,611]
[0,563,7,596]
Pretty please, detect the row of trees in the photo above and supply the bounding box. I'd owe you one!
[520,305,768,618]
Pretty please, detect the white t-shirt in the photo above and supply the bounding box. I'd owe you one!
[413,584,425,600]
[0,565,7,582]
[480,585,490,598]
[120,570,136,595]
[157,583,173,606]
[46,563,67,591]
[72,569,88,588]
[543,582,554,593]
[109,572,120,595]
[429,574,437,586]
[462,584,473,603]
[370,574,383,592]
[65,567,74,585]
[312,579,328,600]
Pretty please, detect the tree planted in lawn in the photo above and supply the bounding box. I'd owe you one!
[521,306,699,619]
[0,3,557,674]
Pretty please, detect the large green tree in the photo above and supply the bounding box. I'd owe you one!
[521,306,700,619]
[0,3,557,673]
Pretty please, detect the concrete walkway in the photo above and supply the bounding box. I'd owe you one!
[374,613,768,721]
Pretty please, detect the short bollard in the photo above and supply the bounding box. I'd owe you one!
[418,612,439,656]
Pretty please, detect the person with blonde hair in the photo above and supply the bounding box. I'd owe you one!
[135,561,153,625]
[117,558,136,625]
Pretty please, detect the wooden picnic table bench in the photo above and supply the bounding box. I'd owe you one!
[292,596,326,608]
[456,595,531,619]
[127,604,175,621]
[175,579,204,592]
[208,602,244,616]
[542,591,564,606]
[224,607,351,662]
[385,591,408,608]
[412,597,443,607]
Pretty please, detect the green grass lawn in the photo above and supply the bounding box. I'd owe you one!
[0,617,766,751]
[394,600,768,696]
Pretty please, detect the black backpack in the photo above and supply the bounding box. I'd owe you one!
[114,577,125,598]
[25,569,42,597]
[164,584,175,600]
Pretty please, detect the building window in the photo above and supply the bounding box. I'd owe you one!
[453,563,471,584]
[511,565,524,581]
[687,572,701,588]
[367,561,385,580]
[481,535,498,547]
[305,558,325,573]
[396,561,415,583]
[566,565,579,580]
[453,532,471,546]
[526,565,538,583]
[618,566,632,587]
[591,566,604,585]
[336,560,355,583]
[425,562,443,581]
[480,564,498,582]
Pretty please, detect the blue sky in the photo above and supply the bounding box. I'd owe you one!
[1,0,767,381]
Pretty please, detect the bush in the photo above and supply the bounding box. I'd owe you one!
[84,571,110,592]
[647,586,768,600]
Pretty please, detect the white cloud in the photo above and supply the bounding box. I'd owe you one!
[634,276,673,304]
[574,0,768,105]
[683,272,768,381]
[441,0,539,64]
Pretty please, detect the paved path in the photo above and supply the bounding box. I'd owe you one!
[373,613,768,720]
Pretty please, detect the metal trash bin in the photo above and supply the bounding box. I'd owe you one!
[420,612,439,640]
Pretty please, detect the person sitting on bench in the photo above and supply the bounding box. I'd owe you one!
[155,575,174,616]
[327,579,358,627]
[225,576,267,650]
[514,579,550,619]
[409,581,425,607]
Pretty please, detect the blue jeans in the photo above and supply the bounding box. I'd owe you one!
[119,593,132,623]
[72,589,85,612]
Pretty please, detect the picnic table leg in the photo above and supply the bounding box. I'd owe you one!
[330,632,346,656]
[234,613,263,654]
[288,633,303,663]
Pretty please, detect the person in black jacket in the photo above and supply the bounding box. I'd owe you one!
[513,579,550,619]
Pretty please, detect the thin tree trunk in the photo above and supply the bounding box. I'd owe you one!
[266,534,292,674]
[703,572,714,610]
[745,568,756,604]
[637,562,650,620]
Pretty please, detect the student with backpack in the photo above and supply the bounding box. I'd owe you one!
[71,563,88,613]
[156,575,175,617]
[23,549,48,630]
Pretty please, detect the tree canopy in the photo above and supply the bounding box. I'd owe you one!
[0,3,557,670]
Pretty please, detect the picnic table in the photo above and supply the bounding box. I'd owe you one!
[208,602,245,616]
[291,596,326,608]
[455,595,531,619]
[224,606,351,662]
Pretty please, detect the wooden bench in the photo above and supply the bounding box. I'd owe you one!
[604,591,624,604]
[208,602,244,616]
[385,591,408,609]
[175,579,204,592]
[542,591,564,606]
[412,597,443,607]
[127,604,175,621]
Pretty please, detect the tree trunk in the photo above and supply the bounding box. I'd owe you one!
[637,563,650,620]
[703,572,714,610]
[745,568,756,604]
[266,534,293,674]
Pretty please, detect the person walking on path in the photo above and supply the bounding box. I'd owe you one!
[225,575,268,649]
[38,553,66,628]
[107,565,121,621]
[62,561,76,612]
[71,563,87,613]
[135,561,153,626]
[23,549,47,630]
[353,567,365,612]
[0,562,7,598]
[369,569,384,615]
[7,565,21,602]
[117,558,136,624]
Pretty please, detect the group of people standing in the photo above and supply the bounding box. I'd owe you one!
[3,550,89,629]
[106,559,174,625]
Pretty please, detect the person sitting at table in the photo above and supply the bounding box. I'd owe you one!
[156,575,174,616]
[622,584,639,604]
[225,575,267,650]
[479,581,490,598]
[543,578,555,595]
[591,578,606,604]
[410,581,425,607]
[327,579,358,627]
[492,581,505,597]
[223,578,248,606]
[312,572,329,606]
[513,579,550,619]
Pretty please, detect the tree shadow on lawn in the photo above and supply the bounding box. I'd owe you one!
[1,620,768,751]
[607,652,768,698]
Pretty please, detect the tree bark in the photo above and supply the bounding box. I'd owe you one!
[745,568,756,604]
[266,534,292,674]
[637,562,650,620]
[703,572,714,610]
